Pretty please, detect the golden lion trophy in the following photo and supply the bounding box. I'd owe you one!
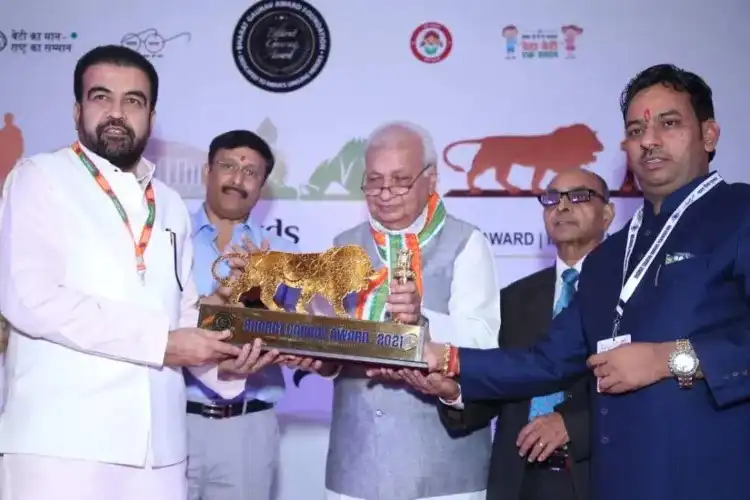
[196,245,428,368]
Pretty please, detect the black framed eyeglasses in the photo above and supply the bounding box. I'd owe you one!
[360,164,434,197]
[538,188,607,207]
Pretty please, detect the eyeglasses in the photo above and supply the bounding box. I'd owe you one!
[361,164,434,197]
[214,160,263,181]
[538,188,607,207]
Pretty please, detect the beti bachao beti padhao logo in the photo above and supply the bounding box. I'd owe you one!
[232,0,331,93]
[501,24,583,59]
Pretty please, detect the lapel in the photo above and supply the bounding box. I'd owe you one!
[537,268,556,333]
[526,267,556,344]
[503,267,556,347]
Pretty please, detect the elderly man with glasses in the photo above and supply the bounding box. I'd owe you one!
[289,121,501,500]
[430,167,614,500]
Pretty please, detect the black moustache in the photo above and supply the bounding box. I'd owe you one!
[222,186,247,198]
[97,120,133,138]
[640,146,661,160]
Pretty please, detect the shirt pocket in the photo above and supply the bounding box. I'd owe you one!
[144,229,183,328]
[657,255,710,287]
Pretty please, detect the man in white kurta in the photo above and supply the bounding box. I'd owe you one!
[0,45,245,500]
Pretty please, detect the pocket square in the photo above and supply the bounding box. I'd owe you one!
[664,252,695,265]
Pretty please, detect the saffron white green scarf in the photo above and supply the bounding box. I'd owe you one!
[356,193,447,321]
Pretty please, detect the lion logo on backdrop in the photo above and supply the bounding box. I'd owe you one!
[0,112,24,191]
[442,123,639,197]
[146,117,366,201]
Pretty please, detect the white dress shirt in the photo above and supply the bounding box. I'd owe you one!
[442,255,585,410]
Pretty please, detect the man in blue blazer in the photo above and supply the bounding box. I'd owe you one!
[379,64,750,500]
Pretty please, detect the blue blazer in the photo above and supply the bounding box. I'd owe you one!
[458,176,750,500]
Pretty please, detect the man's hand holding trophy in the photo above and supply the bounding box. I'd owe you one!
[196,243,432,376]
[204,236,281,379]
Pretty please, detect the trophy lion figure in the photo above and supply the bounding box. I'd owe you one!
[213,245,380,317]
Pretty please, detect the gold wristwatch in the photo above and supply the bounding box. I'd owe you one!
[668,339,700,389]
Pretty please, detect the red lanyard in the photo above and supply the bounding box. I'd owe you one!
[71,142,156,281]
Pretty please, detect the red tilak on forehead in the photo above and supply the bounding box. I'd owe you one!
[643,109,651,121]
[240,155,247,161]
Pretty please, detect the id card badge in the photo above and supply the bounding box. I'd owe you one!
[595,334,632,393]
[596,334,631,354]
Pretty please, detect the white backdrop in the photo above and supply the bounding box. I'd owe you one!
[1,0,750,498]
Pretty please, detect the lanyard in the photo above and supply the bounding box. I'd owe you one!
[71,142,156,282]
[613,172,722,337]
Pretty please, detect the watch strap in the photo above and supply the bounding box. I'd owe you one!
[672,339,698,388]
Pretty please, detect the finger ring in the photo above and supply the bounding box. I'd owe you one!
[537,441,545,447]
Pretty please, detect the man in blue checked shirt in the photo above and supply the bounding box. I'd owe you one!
[187,130,299,500]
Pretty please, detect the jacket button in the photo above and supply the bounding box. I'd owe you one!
[601,436,610,445]
[600,407,608,415]
[375,410,383,417]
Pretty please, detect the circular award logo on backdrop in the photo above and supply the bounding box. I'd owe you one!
[410,22,452,63]
[232,0,331,93]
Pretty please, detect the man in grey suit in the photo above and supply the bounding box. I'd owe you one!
[430,169,613,500]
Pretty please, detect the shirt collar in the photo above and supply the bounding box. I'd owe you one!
[78,142,155,187]
[642,172,714,217]
[555,254,586,282]
[191,203,260,238]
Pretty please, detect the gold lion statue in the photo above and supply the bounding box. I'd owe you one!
[212,244,379,317]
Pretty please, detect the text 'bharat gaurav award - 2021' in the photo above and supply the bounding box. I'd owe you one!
[197,245,429,368]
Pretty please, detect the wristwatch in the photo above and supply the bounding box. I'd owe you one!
[668,339,700,388]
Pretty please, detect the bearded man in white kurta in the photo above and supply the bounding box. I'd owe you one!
[0,45,250,500]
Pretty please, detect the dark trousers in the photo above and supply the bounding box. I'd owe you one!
[520,468,578,500]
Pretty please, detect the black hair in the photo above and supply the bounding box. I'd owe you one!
[74,45,159,111]
[208,130,275,178]
[620,63,716,162]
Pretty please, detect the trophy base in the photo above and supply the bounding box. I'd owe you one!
[198,304,428,369]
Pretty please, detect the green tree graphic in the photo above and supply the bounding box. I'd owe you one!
[299,138,367,200]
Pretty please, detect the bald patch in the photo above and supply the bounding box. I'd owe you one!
[549,169,609,197]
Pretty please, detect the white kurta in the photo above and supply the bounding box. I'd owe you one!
[0,146,209,499]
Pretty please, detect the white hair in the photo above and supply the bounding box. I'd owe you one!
[364,121,438,167]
